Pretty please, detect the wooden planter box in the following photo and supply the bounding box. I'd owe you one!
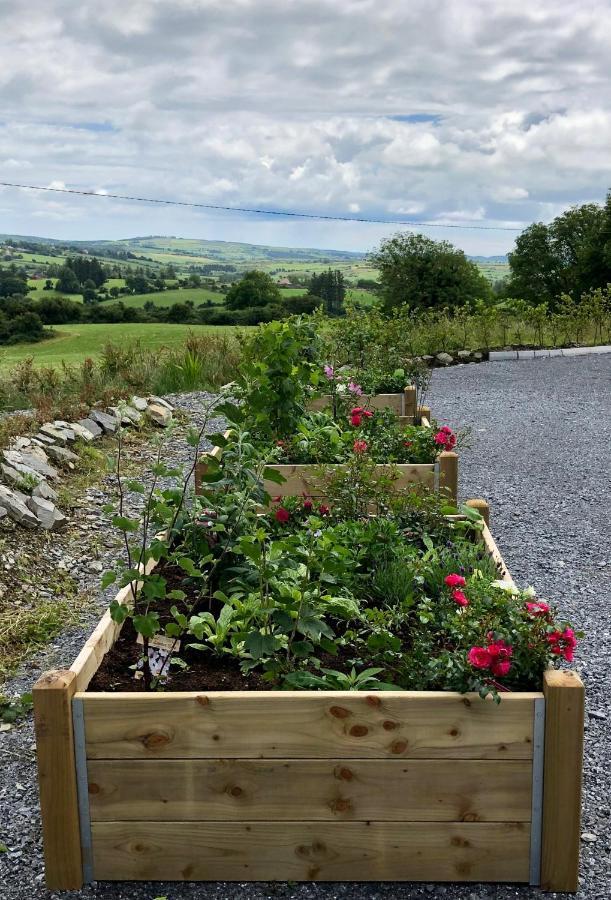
[33,521,584,892]
[194,411,459,505]
[308,385,424,425]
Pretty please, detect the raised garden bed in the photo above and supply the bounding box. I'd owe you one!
[308,385,425,425]
[33,518,584,892]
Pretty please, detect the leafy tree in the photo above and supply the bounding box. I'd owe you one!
[0,265,28,298]
[225,270,282,310]
[508,193,611,306]
[56,267,81,295]
[82,279,98,304]
[308,269,346,315]
[8,311,45,342]
[370,233,492,311]
[63,255,107,288]
[36,295,81,324]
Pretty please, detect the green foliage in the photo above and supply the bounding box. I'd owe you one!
[508,193,611,307]
[225,270,282,310]
[0,692,33,724]
[307,269,346,315]
[370,232,492,311]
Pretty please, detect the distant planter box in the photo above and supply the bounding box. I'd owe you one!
[33,522,584,892]
[194,412,459,505]
[308,385,423,425]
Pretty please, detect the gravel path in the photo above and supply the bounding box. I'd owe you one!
[1,358,610,900]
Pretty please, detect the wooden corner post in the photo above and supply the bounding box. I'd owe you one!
[540,669,585,892]
[33,669,83,890]
[465,498,490,527]
[403,386,417,419]
[438,451,458,505]
[417,404,431,425]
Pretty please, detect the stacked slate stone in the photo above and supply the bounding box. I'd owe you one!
[0,396,174,530]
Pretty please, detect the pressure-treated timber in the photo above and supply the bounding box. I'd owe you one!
[87,757,532,822]
[33,669,83,890]
[481,522,514,586]
[438,451,459,505]
[261,462,436,499]
[465,498,490,527]
[403,385,418,419]
[540,669,585,892]
[309,392,405,415]
[80,690,538,760]
[90,820,531,882]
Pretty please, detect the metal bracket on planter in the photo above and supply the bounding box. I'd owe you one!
[433,459,441,493]
[530,696,546,885]
[72,697,94,885]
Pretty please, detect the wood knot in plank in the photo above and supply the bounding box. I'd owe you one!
[329,705,351,719]
[349,724,368,737]
[383,720,398,730]
[87,783,100,795]
[196,695,210,707]
[334,766,353,781]
[391,740,408,754]
[140,730,172,750]
[329,797,352,813]
[365,695,381,707]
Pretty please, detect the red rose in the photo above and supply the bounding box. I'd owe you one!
[353,439,368,453]
[363,409,373,418]
[275,507,290,523]
[434,431,447,445]
[452,589,469,607]
[444,573,466,588]
[467,647,491,669]
[318,504,330,516]
[525,600,549,616]
[350,414,363,427]
[303,499,313,511]
[350,407,364,415]
[491,659,512,677]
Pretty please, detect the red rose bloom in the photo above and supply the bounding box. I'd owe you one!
[525,600,550,616]
[350,414,363,426]
[445,573,466,587]
[303,498,313,512]
[467,647,491,669]
[353,439,368,453]
[274,507,290,523]
[318,504,330,516]
[452,589,469,607]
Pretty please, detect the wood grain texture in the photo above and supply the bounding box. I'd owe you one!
[80,691,538,760]
[309,393,404,414]
[91,820,531,882]
[263,463,435,498]
[438,451,459,505]
[33,669,82,890]
[481,523,515,586]
[540,669,585,892]
[87,757,532,822]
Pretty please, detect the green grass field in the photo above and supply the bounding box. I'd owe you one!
[119,287,224,308]
[0,323,239,369]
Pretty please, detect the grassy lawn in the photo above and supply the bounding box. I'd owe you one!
[0,323,239,369]
[119,287,224,308]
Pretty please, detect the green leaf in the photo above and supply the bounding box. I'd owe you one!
[101,571,116,590]
[262,467,286,485]
[126,480,146,494]
[176,557,202,577]
[133,612,160,638]
[0,842,8,853]
[111,515,139,533]
[109,599,128,624]
[244,631,279,659]
[207,432,228,448]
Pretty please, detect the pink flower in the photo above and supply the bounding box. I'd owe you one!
[363,409,373,418]
[434,431,448,445]
[441,425,453,435]
[445,573,466,588]
[351,407,364,414]
[350,414,362,427]
[434,427,457,451]
[492,659,512,677]
[467,647,491,669]
[324,365,334,379]
[303,498,313,511]
[353,439,368,453]
[348,382,363,395]
[403,440,412,447]
[525,601,550,616]
[275,507,290,523]
[452,589,469,607]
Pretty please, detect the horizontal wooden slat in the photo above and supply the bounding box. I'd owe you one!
[81,691,538,760]
[264,463,435,498]
[87,757,532,822]
[91,820,531,882]
[309,393,404,414]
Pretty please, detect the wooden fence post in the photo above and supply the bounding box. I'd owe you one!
[465,498,490,527]
[194,457,206,495]
[540,669,584,892]
[33,669,83,890]
[438,451,458,505]
[403,386,417,420]
[417,404,431,425]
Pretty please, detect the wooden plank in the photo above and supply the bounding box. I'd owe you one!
[540,670,584,892]
[481,523,515,586]
[80,691,538,760]
[87,758,532,822]
[91,820,531,882]
[71,557,159,692]
[33,669,83,890]
[309,393,404,414]
[465,498,490,527]
[404,385,417,419]
[264,463,435,498]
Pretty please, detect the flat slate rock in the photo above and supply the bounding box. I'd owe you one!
[0,485,39,527]
[2,449,58,480]
[46,444,78,466]
[69,421,96,441]
[39,423,71,445]
[89,410,119,433]
[26,496,68,531]
[147,395,174,410]
[77,417,103,438]
[146,403,172,427]
[131,396,148,412]
[32,480,58,502]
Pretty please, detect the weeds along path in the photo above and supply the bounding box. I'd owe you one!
[1,364,610,900]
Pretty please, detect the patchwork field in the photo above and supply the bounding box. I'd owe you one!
[0,323,240,369]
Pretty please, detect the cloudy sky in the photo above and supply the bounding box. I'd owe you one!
[0,0,610,255]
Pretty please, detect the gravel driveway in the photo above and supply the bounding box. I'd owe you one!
[1,355,610,900]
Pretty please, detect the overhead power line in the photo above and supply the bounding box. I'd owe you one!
[0,181,524,232]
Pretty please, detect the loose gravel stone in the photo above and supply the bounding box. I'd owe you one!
[1,368,610,900]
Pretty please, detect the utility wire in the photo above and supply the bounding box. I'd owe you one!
[0,181,523,232]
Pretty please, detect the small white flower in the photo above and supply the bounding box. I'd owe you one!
[336,383,347,393]
[491,579,519,596]
[523,585,537,598]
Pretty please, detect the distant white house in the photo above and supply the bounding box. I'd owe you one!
[277,277,292,287]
